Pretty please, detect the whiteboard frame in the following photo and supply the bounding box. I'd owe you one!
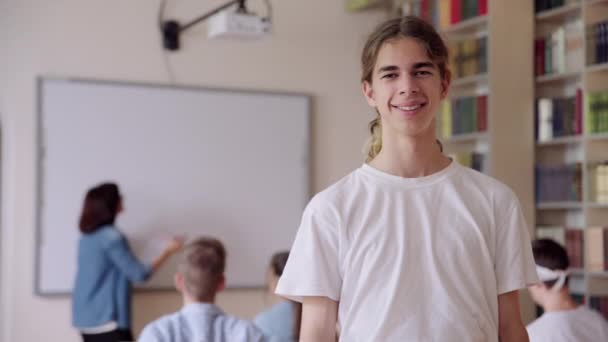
[34,76,311,296]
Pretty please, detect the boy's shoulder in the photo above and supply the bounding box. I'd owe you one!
[453,164,519,204]
[308,168,363,207]
[139,305,265,342]
[138,311,176,341]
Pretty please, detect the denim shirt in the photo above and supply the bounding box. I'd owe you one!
[72,225,152,329]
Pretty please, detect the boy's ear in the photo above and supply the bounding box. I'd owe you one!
[174,272,184,293]
[216,274,226,293]
[362,81,377,108]
[440,76,451,99]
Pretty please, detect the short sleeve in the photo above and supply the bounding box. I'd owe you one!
[494,198,539,294]
[275,196,342,302]
[138,322,162,342]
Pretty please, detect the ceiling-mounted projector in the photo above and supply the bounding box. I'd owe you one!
[207,10,271,40]
[160,0,272,51]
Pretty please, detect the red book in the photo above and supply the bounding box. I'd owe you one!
[421,0,429,21]
[478,0,488,15]
[535,39,543,76]
[451,0,462,24]
[575,88,583,134]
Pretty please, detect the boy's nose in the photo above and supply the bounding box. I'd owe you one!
[398,76,421,95]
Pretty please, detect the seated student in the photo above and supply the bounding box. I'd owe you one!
[138,237,265,342]
[527,238,608,341]
[254,251,301,341]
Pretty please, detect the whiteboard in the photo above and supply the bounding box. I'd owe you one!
[35,78,310,295]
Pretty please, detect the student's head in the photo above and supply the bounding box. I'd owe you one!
[266,251,302,338]
[79,182,123,234]
[361,16,451,162]
[267,251,289,293]
[529,238,570,304]
[174,237,226,302]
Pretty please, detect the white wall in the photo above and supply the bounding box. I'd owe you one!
[0,1,385,341]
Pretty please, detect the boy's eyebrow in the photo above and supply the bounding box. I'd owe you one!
[377,62,437,74]
[412,62,436,70]
[377,65,399,73]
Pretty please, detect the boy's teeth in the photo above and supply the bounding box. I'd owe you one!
[397,105,421,111]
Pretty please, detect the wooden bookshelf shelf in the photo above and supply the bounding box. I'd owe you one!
[587,0,608,7]
[536,135,583,146]
[585,62,608,74]
[443,132,488,144]
[587,132,608,141]
[533,0,608,320]
[441,15,488,35]
[569,268,586,275]
[587,271,608,278]
[535,71,581,84]
[451,73,488,87]
[345,0,386,11]
[536,202,584,210]
[535,2,582,21]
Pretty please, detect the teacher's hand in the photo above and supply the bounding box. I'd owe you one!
[165,236,185,255]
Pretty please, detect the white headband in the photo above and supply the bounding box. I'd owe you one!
[536,265,569,292]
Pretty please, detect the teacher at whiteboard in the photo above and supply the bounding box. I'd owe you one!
[71,183,183,342]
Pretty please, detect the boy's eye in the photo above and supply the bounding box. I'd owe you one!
[381,73,398,80]
[414,70,432,76]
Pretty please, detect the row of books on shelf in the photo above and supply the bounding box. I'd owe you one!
[535,163,582,202]
[537,226,608,272]
[400,0,487,31]
[448,151,485,172]
[537,226,585,269]
[587,21,608,66]
[448,36,487,79]
[534,0,571,14]
[535,89,608,141]
[439,95,487,138]
[586,89,608,134]
[534,18,583,76]
[536,91,583,142]
[592,163,608,203]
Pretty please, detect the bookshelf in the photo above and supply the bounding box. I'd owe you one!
[534,0,608,317]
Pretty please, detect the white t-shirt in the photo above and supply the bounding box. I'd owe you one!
[276,161,538,342]
[527,306,608,342]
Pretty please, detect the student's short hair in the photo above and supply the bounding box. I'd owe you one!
[178,237,226,301]
[532,238,570,288]
[79,182,122,234]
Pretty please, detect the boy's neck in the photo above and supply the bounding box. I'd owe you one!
[183,295,215,306]
[542,290,578,313]
[369,133,450,178]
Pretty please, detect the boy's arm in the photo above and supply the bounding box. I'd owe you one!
[300,296,338,342]
[498,290,529,342]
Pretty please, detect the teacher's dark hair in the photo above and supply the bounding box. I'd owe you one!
[79,182,122,234]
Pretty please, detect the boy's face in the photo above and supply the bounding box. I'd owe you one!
[363,37,449,139]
